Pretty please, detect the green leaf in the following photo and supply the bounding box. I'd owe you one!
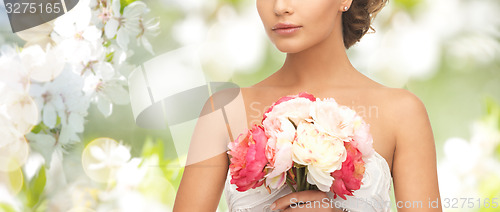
[30,124,42,134]
[33,199,48,212]
[140,137,157,160]
[105,51,115,62]
[103,40,111,47]
[26,165,46,209]
[484,97,500,130]
[495,144,500,161]
[56,116,61,127]
[30,122,49,134]
[0,203,17,212]
[161,158,184,188]
[479,174,500,212]
[393,0,421,11]
[120,0,137,13]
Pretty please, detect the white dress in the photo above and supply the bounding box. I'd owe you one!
[224,151,392,212]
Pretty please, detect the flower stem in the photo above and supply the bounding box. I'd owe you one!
[295,166,311,192]
[302,167,309,191]
[286,177,296,192]
[296,167,302,192]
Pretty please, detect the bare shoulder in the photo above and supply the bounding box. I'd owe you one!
[384,88,441,210]
[371,86,428,118]
[199,86,242,116]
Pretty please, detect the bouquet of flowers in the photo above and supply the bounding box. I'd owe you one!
[227,92,374,200]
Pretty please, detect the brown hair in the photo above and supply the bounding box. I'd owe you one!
[342,0,388,49]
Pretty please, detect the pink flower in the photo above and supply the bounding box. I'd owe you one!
[262,92,316,122]
[228,125,269,192]
[261,92,315,189]
[262,116,295,189]
[330,142,365,200]
[351,116,374,158]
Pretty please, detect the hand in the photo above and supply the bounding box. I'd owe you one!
[270,190,344,212]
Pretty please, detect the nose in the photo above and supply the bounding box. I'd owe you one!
[273,0,294,16]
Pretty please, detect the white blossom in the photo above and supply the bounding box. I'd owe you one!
[19,44,65,82]
[52,0,103,64]
[104,0,159,54]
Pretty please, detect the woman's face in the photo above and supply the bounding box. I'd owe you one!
[256,0,347,53]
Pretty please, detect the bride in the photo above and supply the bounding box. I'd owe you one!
[174,0,441,211]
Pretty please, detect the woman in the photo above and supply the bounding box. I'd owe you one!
[174,0,442,211]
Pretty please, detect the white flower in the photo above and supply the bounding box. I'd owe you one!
[114,158,147,186]
[1,91,38,134]
[438,137,483,198]
[81,60,129,117]
[470,121,500,157]
[292,122,347,192]
[0,110,23,149]
[104,0,159,54]
[15,21,54,48]
[52,0,103,64]
[310,99,357,142]
[30,82,65,129]
[46,178,98,211]
[0,115,29,172]
[264,97,313,126]
[0,47,30,93]
[29,69,90,145]
[88,143,130,171]
[55,71,90,145]
[136,17,160,55]
[82,137,131,183]
[19,44,65,82]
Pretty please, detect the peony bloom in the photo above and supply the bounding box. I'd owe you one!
[310,99,357,142]
[261,92,315,189]
[331,142,365,200]
[262,92,316,122]
[351,116,374,158]
[228,125,269,192]
[263,97,314,130]
[263,116,295,189]
[292,122,347,192]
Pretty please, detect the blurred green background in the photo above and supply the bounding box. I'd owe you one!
[1,0,499,211]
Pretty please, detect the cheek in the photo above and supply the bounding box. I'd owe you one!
[303,3,338,34]
[256,1,272,27]
[299,5,339,45]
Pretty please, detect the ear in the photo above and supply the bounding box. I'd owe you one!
[339,0,353,12]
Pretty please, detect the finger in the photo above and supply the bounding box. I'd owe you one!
[271,190,328,210]
[282,201,312,212]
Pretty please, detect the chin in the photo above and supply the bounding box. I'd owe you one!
[273,41,308,54]
[276,46,302,53]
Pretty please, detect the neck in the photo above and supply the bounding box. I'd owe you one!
[275,17,356,89]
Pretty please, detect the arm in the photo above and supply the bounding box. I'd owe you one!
[173,152,228,211]
[391,89,442,211]
[173,91,236,211]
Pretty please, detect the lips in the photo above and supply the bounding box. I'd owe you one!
[272,22,302,30]
[272,22,302,35]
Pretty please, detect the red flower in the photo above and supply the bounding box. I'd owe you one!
[228,125,269,191]
[330,142,365,200]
